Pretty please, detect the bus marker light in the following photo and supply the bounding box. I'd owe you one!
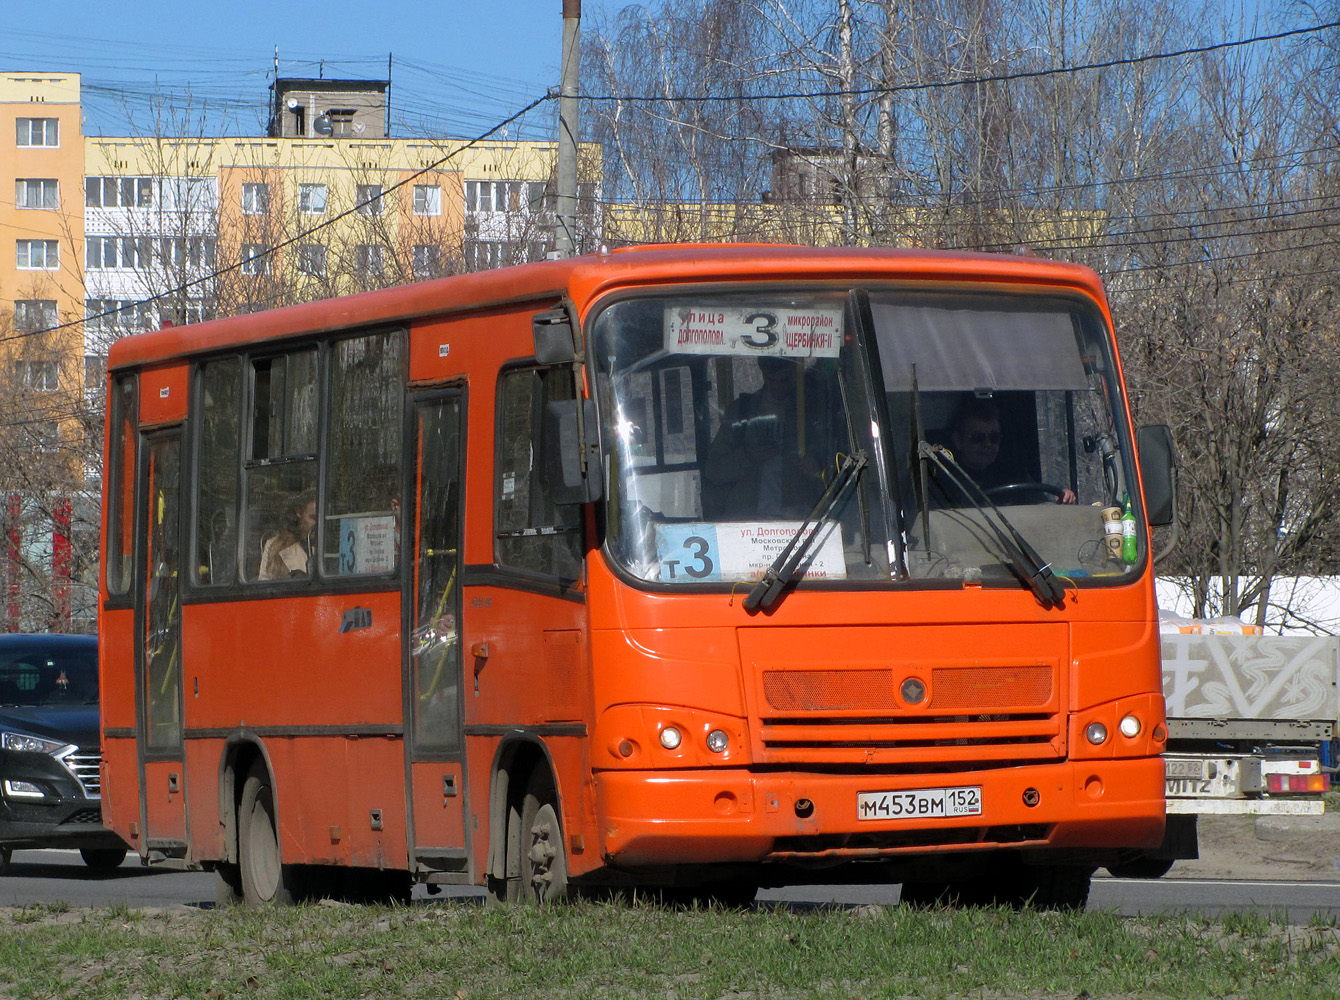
[706,729,729,753]
[616,739,636,759]
[659,727,683,750]
[1119,715,1141,738]
[1085,722,1108,745]
[1152,725,1167,744]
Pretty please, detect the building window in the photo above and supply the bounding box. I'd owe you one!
[85,177,154,208]
[526,181,555,213]
[85,299,153,333]
[355,184,384,216]
[86,236,118,269]
[412,244,443,278]
[298,183,328,215]
[354,244,384,277]
[466,180,523,214]
[15,118,59,147]
[413,185,441,216]
[242,182,270,215]
[241,244,270,275]
[464,240,509,271]
[15,179,59,210]
[14,300,57,333]
[297,243,327,276]
[13,360,58,392]
[16,239,59,270]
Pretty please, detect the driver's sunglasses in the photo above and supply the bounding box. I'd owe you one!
[966,430,1001,445]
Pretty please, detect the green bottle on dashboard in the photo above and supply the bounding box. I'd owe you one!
[1121,491,1138,564]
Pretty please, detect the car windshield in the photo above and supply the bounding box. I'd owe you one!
[0,642,99,706]
[590,285,1141,592]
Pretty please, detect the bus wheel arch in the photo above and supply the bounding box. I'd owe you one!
[487,736,564,902]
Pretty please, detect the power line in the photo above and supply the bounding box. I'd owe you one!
[577,22,1340,104]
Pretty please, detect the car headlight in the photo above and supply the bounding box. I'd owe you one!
[2,731,72,755]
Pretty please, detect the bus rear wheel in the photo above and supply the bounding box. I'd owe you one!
[238,764,301,904]
[519,772,569,904]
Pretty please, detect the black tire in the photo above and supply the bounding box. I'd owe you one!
[238,764,300,904]
[518,771,569,904]
[214,863,244,906]
[1016,864,1093,911]
[0,847,11,875]
[80,847,128,872]
[1106,857,1175,880]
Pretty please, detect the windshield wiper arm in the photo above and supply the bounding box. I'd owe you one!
[744,450,867,613]
[917,441,1066,609]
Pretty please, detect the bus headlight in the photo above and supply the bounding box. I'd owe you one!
[659,727,683,750]
[1085,722,1109,745]
[705,729,730,753]
[1119,714,1142,738]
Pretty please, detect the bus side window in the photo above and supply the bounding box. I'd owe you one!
[194,358,241,586]
[243,348,318,583]
[106,374,138,597]
[495,366,582,581]
[323,330,405,577]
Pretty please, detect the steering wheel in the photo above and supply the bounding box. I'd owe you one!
[984,482,1067,504]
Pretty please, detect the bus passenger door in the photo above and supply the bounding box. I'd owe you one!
[404,391,469,879]
[137,431,188,861]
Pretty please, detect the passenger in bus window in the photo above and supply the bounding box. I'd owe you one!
[703,356,828,520]
[258,493,317,580]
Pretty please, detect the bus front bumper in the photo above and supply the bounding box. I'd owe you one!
[593,757,1164,867]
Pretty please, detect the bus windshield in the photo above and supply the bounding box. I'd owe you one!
[591,286,1141,591]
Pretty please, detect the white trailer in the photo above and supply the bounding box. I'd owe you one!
[1108,632,1335,877]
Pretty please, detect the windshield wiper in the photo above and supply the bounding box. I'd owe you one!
[743,450,867,612]
[917,441,1066,609]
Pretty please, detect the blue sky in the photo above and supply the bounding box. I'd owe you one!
[2,1,624,140]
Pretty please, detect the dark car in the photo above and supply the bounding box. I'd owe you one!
[0,633,128,873]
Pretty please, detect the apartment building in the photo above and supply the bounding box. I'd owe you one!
[1,69,602,630]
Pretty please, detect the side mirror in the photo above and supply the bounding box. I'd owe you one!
[542,398,602,505]
[533,304,579,365]
[1136,424,1176,527]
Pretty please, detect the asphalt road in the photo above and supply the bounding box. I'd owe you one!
[4,849,1340,920]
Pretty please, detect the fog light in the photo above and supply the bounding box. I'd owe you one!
[1119,714,1141,738]
[3,779,44,799]
[659,726,683,750]
[1085,722,1108,745]
[706,729,730,753]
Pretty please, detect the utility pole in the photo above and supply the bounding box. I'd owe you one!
[554,0,581,257]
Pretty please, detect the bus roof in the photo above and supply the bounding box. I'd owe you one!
[106,244,1108,371]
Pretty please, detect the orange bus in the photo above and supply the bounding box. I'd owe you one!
[98,245,1173,908]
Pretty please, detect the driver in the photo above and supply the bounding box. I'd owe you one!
[945,396,1076,504]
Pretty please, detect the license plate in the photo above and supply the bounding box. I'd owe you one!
[857,786,982,821]
[1165,759,1206,780]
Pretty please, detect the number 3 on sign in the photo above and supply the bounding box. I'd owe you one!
[655,524,722,582]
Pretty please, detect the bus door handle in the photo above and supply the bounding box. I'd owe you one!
[471,641,490,692]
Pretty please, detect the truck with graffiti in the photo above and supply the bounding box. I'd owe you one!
[1109,630,1336,878]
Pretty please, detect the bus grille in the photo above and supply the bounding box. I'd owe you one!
[756,665,1061,764]
[63,748,102,797]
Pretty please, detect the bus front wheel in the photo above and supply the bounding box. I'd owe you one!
[238,764,300,904]
[518,772,569,903]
